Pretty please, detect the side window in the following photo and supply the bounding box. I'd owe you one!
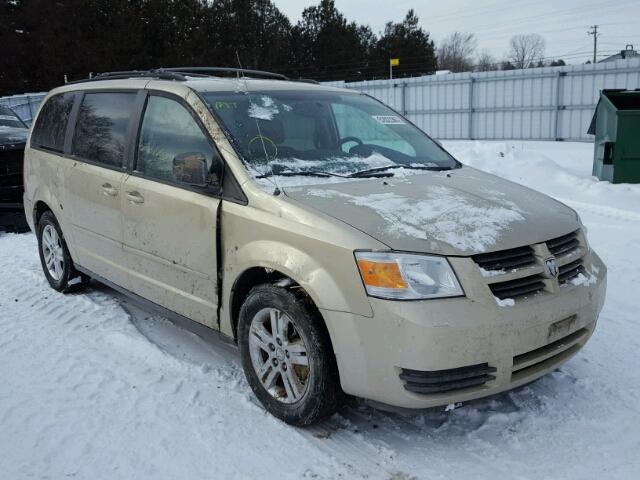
[331,103,416,157]
[0,106,26,128]
[31,93,75,152]
[71,92,136,167]
[136,95,221,184]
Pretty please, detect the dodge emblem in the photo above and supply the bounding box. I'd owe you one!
[544,258,559,278]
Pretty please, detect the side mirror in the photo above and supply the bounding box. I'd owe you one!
[173,152,208,188]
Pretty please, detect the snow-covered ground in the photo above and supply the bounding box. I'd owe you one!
[1,141,639,479]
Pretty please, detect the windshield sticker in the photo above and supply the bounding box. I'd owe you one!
[248,96,279,121]
[373,115,405,125]
[212,101,237,110]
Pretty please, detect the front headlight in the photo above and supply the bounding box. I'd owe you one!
[355,251,464,300]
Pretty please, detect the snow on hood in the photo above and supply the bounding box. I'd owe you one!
[284,166,580,256]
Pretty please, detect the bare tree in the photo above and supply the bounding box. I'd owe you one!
[475,50,496,71]
[508,34,546,69]
[438,32,477,72]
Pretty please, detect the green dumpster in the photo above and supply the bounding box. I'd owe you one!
[588,89,640,184]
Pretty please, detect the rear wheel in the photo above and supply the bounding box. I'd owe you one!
[37,211,89,292]
[238,284,341,426]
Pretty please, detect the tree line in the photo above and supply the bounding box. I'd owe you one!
[0,0,561,96]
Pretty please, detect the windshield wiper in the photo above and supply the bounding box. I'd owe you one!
[349,165,451,178]
[257,167,399,180]
[256,170,347,179]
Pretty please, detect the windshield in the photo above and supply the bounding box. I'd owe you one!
[202,90,458,179]
[0,107,26,129]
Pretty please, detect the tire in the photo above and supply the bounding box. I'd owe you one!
[238,284,341,426]
[37,211,90,293]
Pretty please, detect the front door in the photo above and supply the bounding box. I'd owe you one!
[121,94,222,326]
[63,91,138,287]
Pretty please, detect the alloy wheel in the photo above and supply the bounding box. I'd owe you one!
[248,307,310,404]
[41,224,65,281]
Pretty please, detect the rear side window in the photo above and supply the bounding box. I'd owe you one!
[71,92,136,167]
[31,93,75,152]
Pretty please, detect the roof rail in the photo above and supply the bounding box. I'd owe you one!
[295,78,320,85]
[161,67,289,81]
[64,67,309,86]
[66,69,187,85]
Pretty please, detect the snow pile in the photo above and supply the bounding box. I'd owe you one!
[445,140,640,215]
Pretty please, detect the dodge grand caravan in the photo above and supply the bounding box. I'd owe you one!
[23,68,607,425]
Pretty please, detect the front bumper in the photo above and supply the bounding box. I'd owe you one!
[322,250,607,409]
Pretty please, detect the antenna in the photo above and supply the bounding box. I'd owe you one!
[233,52,281,195]
[235,51,243,79]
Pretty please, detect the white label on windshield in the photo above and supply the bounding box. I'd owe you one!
[373,115,405,125]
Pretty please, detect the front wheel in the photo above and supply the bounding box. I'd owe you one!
[238,284,341,426]
[37,211,89,292]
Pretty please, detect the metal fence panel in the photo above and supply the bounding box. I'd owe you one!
[325,58,640,141]
[0,92,46,125]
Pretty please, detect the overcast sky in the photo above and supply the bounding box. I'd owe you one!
[273,0,640,64]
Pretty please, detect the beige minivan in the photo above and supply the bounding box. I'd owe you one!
[24,68,607,425]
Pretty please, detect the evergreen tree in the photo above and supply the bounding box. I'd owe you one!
[371,10,437,78]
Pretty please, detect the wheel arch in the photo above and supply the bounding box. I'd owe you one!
[228,265,343,392]
[229,266,323,342]
[33,199,53,226]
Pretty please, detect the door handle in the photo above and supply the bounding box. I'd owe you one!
[101,183,118,197]
[126,191,145,204]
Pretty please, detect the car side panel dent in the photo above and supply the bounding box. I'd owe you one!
[220,239,373,336]
[219,200,380,339]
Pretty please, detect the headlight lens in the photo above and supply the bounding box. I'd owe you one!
[355,251,464,300]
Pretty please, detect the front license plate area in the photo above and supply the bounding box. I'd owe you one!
[548,314,577,342]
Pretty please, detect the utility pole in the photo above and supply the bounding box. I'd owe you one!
[588,25,599,64]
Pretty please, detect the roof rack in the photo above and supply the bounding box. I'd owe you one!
[66,69,187,85]
[64,67,320,86]
[161,67,289,81]
[295,78,320,85]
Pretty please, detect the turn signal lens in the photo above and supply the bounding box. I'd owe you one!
[355,251,464,300]
[357,259,408,289]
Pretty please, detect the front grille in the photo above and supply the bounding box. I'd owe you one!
[558,258,585,284]
[489,274,546,300]
[472,245,536,272]
[547,230,580,257]
[400,363,496,394]
[511,326,589,382]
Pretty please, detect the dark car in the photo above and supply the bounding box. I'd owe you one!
[0,106,29,231]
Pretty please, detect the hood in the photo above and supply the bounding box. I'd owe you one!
[283,166,579,256]
[0,126,28,147]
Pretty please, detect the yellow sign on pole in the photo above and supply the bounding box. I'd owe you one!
[389,58,399,79]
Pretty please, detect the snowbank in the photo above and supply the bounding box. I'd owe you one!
[1,140,639,479]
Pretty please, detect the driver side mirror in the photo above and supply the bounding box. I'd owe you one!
[173,152,209,188]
